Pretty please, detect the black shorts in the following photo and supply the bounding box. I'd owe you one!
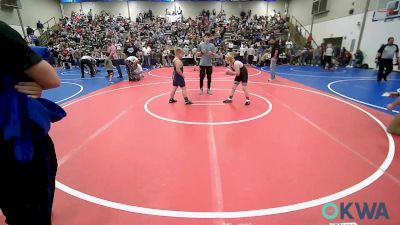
[107,70,113,75]
[173,74,186,87]
[234,68,249,85]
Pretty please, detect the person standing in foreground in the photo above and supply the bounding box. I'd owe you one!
[169,48,193,105]
[197,33,216,95]
[222,53,251,106]
[0,21,66,225]
[376,37,399,82]
[386,90,400,135]
[107,41,123,78]
[269,37,279,81]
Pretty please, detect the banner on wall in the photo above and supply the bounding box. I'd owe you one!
[372,0,400,22]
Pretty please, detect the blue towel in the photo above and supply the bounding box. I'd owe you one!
[0,74,66,162]
[31,46,51,62]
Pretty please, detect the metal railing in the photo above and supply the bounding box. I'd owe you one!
[28,17,61,46]
[33,16,57,34]
[289,15,318,47]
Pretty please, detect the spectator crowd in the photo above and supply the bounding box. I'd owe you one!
[33,7,364,73]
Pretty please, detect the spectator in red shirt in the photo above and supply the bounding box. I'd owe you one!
[344,51,352,65]
[307,33,313,43]
[61,48,72,70]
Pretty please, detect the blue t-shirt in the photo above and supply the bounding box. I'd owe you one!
[198,42,216,66]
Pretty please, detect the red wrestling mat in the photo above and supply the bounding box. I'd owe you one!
[2,66,400,225]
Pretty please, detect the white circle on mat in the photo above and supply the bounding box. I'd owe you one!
[144,89,272,125]
[55,80,395,219]
[148,68,261,79]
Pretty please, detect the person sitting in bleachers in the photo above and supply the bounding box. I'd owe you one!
[60,48,72,70]
[44,8,292,70]
[353,49,364,68]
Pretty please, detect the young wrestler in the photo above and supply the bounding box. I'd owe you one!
[104,52,114,83]
[131,58,143,81]
[223,52,251,106]
[169,48,193,105]
[125,56,144,81]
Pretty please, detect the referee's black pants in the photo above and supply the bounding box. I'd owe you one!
[80,59,95,77]
[378,59,393,82]
[200,66,212,89]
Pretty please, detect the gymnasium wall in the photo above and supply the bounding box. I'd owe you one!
[289,0,399,69]
[303,12,400,69]
[0,0,62,35]
[288,0,378,26]
[61,0,286,19]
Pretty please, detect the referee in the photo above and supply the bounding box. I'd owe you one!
[376,37,399,82]
[197,33,216,95]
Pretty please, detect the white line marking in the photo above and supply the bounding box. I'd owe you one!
[60,67,128,76]
[289,67,347,73]
[208,111,225,224]
[55,80,395,218]
[55,82,84,104]
[59,69,148,81]
[260,68,375,79]
[194,100,223,103]
[61,82,171,108]
[327,78,400,113]
[58,106,132,167]
[148,68,261,80]
[275,96,400,185]
[192,103,225,106]
[61,77,111,80]
[144,89,272,125]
